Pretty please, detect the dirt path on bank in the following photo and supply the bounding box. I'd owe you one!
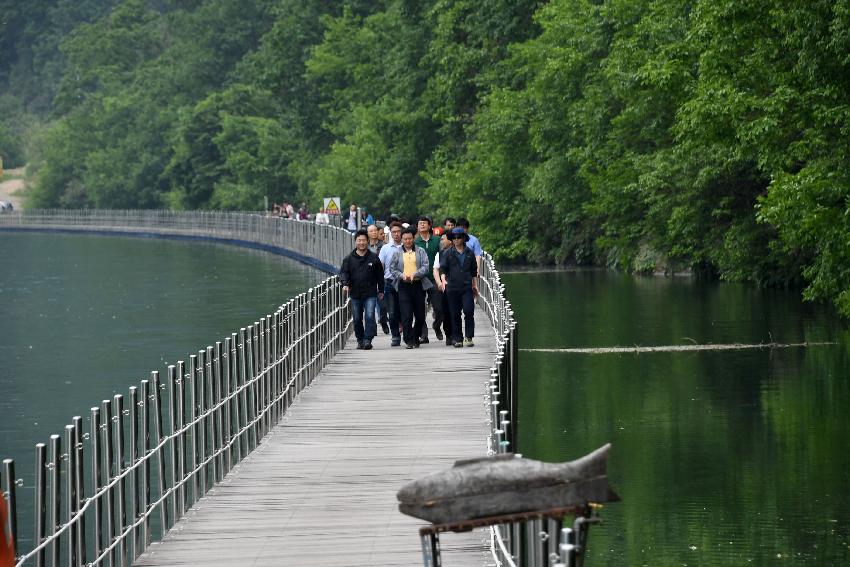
[0,167,26,209]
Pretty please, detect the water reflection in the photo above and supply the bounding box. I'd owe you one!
[505,270,850,565]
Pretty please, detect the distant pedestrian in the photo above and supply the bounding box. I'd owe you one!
[431,242,453,345]
[455,217,482,266]
[368,224,389,334]
[298,203,308,220]
[367,224,384,254]
[439,227,479,348]
[339,229,384,350]
[440,216,456,250]
[391,227,433,348]
[384,214,401,242]
[379,222,404,346]
[414,216,443,343]
[315,207,330,225]
[346,203,359,232]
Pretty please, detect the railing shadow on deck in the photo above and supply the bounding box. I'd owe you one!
[0,210,519,566]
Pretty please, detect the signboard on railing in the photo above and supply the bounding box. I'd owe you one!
[323,197,342,216]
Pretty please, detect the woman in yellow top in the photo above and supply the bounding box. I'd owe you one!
[389,227,433,348]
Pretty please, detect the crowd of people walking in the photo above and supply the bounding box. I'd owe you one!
[338,215,481,351]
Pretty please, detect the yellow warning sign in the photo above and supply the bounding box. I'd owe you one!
[323,197,342,215]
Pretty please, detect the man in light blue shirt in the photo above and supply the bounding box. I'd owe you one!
[378,222,404,346]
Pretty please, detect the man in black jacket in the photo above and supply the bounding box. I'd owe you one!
[438,227,479,348]
[339,229,385,350]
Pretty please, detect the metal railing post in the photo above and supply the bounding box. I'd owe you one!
[151,371,168,538]
[48,434,60,567]
[128,387,140,560]
[101,398,115,567]
[35,442,47,567]
[90,407,103,563]
[113,394,127,567]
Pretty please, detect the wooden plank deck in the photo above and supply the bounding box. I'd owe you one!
[135,306,495,566]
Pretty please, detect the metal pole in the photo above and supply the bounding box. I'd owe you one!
[229,333,242,466]
[139,380,151,549]
[187,355,198,505]
[64,425,77,567]
[167,365,181,524]
[101,399,115,567]
[253,323,262,444]
[128,387,140,560]
[177,360,187,516]
[113,395,126,567]
[196,350,207,497]
[72,416,85,567]
[48,434,60,567]
[3,459,18,560]
[239,328,250,456]
[232,331,244,462]
[35,443,47,567]
[283,304,292,409]
[90,407,103,563]
[221,339,232,475]
[509,322,519,452]
[213,342,224,483]
[245,326,257,451]
[151,371,168,538]
[547,517,560,562]
[256,319,266,440]
[419,533,432,567]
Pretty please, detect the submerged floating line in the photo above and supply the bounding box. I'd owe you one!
[521,342,837,354]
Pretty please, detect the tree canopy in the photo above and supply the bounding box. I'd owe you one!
[2,0,850,316]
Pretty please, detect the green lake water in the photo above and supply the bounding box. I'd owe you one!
[0,232,323,547]
[505,270,850,566]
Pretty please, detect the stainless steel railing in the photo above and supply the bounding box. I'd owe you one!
[0,211,355,566]
[478,258,592,567]
[475,252,524,566]
[0,209,353,272]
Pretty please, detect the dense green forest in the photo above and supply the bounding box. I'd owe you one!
[2,0,850,315]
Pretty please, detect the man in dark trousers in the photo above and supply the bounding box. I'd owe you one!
[438,227,479,348]
[339,229,385,350]
[414,215,443,343]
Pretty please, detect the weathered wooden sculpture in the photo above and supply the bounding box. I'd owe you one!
[397,443,619,524]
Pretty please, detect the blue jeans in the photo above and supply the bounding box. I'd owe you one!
[350,296,378,343]
[383,280,401,340]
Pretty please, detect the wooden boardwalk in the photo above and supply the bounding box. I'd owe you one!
[136,306,495,566]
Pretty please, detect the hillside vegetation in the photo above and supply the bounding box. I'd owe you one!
[2,0,850,315]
